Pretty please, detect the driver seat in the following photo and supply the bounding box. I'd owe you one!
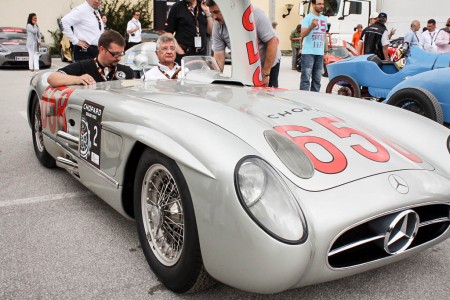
[368,55,400,74]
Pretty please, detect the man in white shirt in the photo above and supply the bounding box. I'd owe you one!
[61,0,104,61]
[126,11,142,50]
[144,34,181,80]
[420,19,438,53]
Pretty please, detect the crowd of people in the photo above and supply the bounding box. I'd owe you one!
[25,0,449,90]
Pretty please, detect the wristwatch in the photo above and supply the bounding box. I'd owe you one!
[263,73,270,78]
[207,13,213,18]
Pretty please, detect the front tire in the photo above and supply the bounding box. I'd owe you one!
[387,87,444,124]
[31,95,56,168]
[133,148,215,293]
[326,75,361,98]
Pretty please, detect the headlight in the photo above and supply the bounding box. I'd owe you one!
[0,45,10,53]
[235,157,308,244]
[39,47,48,53]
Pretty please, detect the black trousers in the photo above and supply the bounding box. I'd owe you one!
[73,45,98,62]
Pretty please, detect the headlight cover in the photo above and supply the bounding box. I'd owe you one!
[0,45,10,53]
[264,130,314,179]
[235,156,308,244]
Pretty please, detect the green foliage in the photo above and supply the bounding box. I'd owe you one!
[102,0,153,34]
[47,17,63,55]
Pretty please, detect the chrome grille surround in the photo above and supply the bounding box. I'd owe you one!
[328,203,450,269]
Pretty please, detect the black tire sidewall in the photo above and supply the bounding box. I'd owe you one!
[31,95,56,168]
[387,88,443,124]
[133,149,203,293]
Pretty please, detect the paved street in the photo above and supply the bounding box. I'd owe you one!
[0,57,449,300]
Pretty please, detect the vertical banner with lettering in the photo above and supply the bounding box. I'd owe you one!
[80,100,104,168]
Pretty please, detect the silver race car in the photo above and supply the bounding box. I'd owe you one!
[27,0,450,294]
[0,27,51,68]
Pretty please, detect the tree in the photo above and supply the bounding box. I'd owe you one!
[102,0,153,34]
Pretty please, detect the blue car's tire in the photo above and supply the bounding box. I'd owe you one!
[387,87,444,124]
[133,148,216,293]
[326,75,361,98]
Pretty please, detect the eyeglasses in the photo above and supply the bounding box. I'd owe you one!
[158,46,176,52]
[105,48,125,57]
[210,10,221,14]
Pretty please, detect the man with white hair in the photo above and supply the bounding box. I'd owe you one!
[403,20,422,49]
[144,34,181,80]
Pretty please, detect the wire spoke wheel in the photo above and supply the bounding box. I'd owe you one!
[326,75,361,98]
[141,164,184,266]
[33,100,45,153]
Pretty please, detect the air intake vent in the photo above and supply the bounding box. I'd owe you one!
[328,204,450,268]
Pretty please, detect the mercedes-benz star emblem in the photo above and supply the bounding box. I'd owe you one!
[388,174,409,194]
[384,210,419,254]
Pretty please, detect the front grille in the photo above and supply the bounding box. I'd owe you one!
[328,204,450,268]
[5,52,28,59]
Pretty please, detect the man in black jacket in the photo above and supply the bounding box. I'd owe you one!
[357,12,389,60]
[48,30,134,87]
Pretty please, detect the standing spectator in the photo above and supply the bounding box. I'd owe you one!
[290,24,302,70]
[352,24,363,48]
[26,13,41,73]
[144,34,181,80]
[206,0,281,87]
[101,14,110,31]
[126,11,142,50]
[435,18,450,53]
[300,0,328,92]
[165,0,213,64]
[403,20,421,50]
[47,30,134,87]
[420,19,437,52]
[357,12,389,60]
[61,0,104,62]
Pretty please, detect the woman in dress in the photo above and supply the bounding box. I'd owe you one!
[26,13,41,72]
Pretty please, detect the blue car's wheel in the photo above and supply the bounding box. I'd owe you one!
[326,75,361,98]
[387,87,444,124]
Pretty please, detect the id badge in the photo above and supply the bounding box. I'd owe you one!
[194,36,202,48]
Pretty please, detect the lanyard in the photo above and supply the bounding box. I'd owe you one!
[158,66,181,79]
[94,58,116,81]
[186,2,200,36]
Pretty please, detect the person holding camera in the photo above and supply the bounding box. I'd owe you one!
[126,11,142,50]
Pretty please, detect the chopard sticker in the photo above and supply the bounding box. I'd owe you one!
[80,100,104,168]
[115,71,126,79]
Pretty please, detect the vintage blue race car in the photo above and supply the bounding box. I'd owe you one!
[383,67,450,125]
[326,47,450,100]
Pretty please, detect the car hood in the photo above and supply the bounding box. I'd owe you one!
[117,80,433,191]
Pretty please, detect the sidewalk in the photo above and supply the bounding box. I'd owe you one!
[278,55,329,91]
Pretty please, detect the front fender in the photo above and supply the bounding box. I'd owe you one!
[102,121,215,180]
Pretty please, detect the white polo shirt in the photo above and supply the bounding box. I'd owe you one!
[127,18,142,43]
[61,1,104,46]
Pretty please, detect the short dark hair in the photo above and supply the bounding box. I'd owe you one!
[133,11,140,16]
[427,19,436,25]
[205,0,216,7]
[27,13,36,25]
[98,30,125,48]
